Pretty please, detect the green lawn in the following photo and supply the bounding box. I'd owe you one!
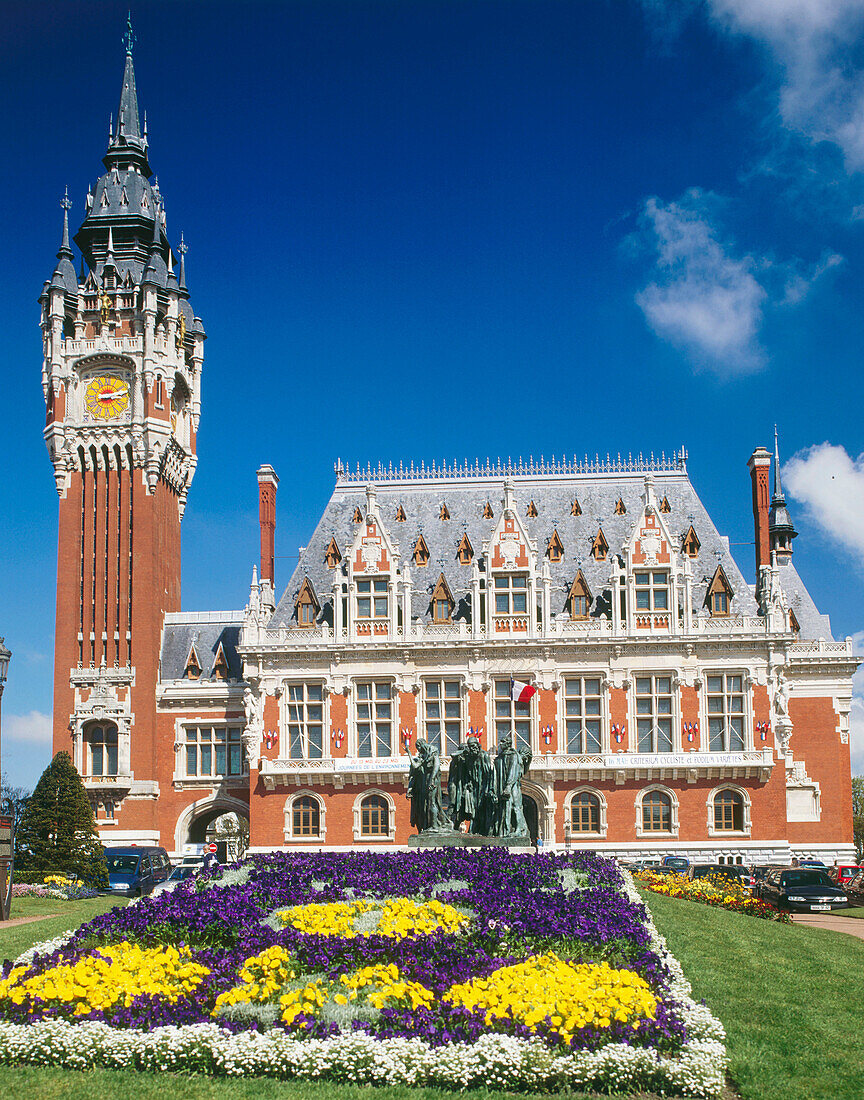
[641,888,864,1100]
[0,895,127,963]
[836,905,864,918]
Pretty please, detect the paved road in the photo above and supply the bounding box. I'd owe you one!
[792,913,864,940]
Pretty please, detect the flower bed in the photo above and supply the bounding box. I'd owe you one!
[635,870,790,922]
[0,850,726,1095]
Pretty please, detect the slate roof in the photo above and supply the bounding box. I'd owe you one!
[160,616,244,682]
[268,458,829,633]
[776,561,833,640]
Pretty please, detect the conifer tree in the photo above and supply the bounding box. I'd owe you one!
[15,751,108,887]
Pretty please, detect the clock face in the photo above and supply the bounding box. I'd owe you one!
[84,375,130,420]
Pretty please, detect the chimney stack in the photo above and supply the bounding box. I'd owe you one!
[747,447,771,576]
[257,465,278,587]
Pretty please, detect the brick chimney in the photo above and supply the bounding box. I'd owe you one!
[747,447,771,576]
[257,465,279,586]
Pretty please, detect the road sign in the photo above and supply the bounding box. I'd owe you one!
[0,817,12,861]
[207,843,218,853]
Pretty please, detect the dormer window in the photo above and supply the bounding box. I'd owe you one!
[413,534,430,567]
[456,532,474,564]
[211,642,230,680]
[439,503,450,520]
[567,570,592,620]
[483,502,494,519]
[660,496,672,514]
[430,573,454,624]
[526,501,538,518]
[571,498,582,516]
[682,526,700,558]
[635,571,668,611]
[614,498,626,515]
[357,578,388,619]
[352,507,363,523]
[546,529,564,563]
[183,643,202,680]
[591,526,609,562]
[295,577,320,627]
[705,565,733,618]
[324,537,342,569]
[494,574,527,615]
[395,504,406,522]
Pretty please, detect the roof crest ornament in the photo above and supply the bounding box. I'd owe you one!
[123,11,136,57]
[333,447,689,484]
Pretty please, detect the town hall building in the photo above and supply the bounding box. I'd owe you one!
[41,37,857,863]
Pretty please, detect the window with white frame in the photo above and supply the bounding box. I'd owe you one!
[563,677,602,754]
[185,726,246,778]
[635,675,674,753]
[360,794,390,836]
[356,578,388,619]
[706,674,746,751]
[641,789,673,832]
[635,571,669,611]
[424,680,462,755]
[713,788,745,831]
[494,679,531,753]
[86,724,118,777]
[356,681,393,757]
[286,683,324,759]
[493,574,527,615]
[291,794,322,837]
[569,790,601,834]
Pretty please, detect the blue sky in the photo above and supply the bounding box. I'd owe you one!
[2,0,864,789]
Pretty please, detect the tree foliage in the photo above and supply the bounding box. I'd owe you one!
[0,772,30,824]
[853,776,864,861]
[14,752,108,887]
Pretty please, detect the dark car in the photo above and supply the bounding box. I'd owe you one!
[688,864,753,889]
[757,868,848,912]
[151,863,198,896]
[662,857,690,872]
[103,846,171,897]
[749,864,779,885]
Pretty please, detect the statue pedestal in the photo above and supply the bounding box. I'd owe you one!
[408,829,533,848]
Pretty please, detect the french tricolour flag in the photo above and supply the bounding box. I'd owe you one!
[510,679,537,703]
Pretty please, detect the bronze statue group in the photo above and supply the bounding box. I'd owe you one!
[407,736,533,839]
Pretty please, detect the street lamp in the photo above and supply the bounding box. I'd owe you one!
[0,636,10,779]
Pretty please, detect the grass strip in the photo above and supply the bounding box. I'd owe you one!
[640,887,864,1100]
[0,896,127,963]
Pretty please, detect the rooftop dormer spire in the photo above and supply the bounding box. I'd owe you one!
[57,188,73,260]
[178,233,188,292]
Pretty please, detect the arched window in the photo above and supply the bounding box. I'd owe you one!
[570,791,601,834]
[360,794,389,836]
[713,789,744,832]
[641,790,672,833]
[292,795,321,838]
[86,724,118,777]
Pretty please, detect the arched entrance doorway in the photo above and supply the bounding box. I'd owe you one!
[175,795,250,861]
[522,794,539,845]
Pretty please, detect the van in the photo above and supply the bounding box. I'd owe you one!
[103,846,171,897]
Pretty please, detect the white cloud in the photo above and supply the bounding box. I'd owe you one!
[783,443,864,563]
[635,190,767,375]
[4,710,53,744]
[777,250,844,305]
[698,0,864,173]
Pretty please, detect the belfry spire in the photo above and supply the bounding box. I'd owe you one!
[57,188,73,260]
[769,426,797,561]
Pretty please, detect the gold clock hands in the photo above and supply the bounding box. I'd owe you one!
[98,387,128,401]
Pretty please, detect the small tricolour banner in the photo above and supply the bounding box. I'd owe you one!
[510,678,537,703]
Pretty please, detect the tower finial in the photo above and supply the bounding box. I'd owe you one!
[178,232,187,289]
[57,188,73,259]
[772,424,784,502]
[123,11,136,57]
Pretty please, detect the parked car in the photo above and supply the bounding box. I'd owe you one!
[844,870,864,907]
[756,868,848,912]
[688,864,753,890]
[151,863,198,896]
[748,864,779,885]
[103,846,171,897]
[795,859,827,868]
[662,856,690,872]
[828,864,862,887]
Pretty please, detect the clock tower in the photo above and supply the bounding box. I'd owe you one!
[42,22,205,837]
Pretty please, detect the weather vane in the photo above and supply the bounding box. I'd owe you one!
[123,12,136,56]
[61,187,72,212]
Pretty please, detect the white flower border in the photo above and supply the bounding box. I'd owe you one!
[2,870,727,1097]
